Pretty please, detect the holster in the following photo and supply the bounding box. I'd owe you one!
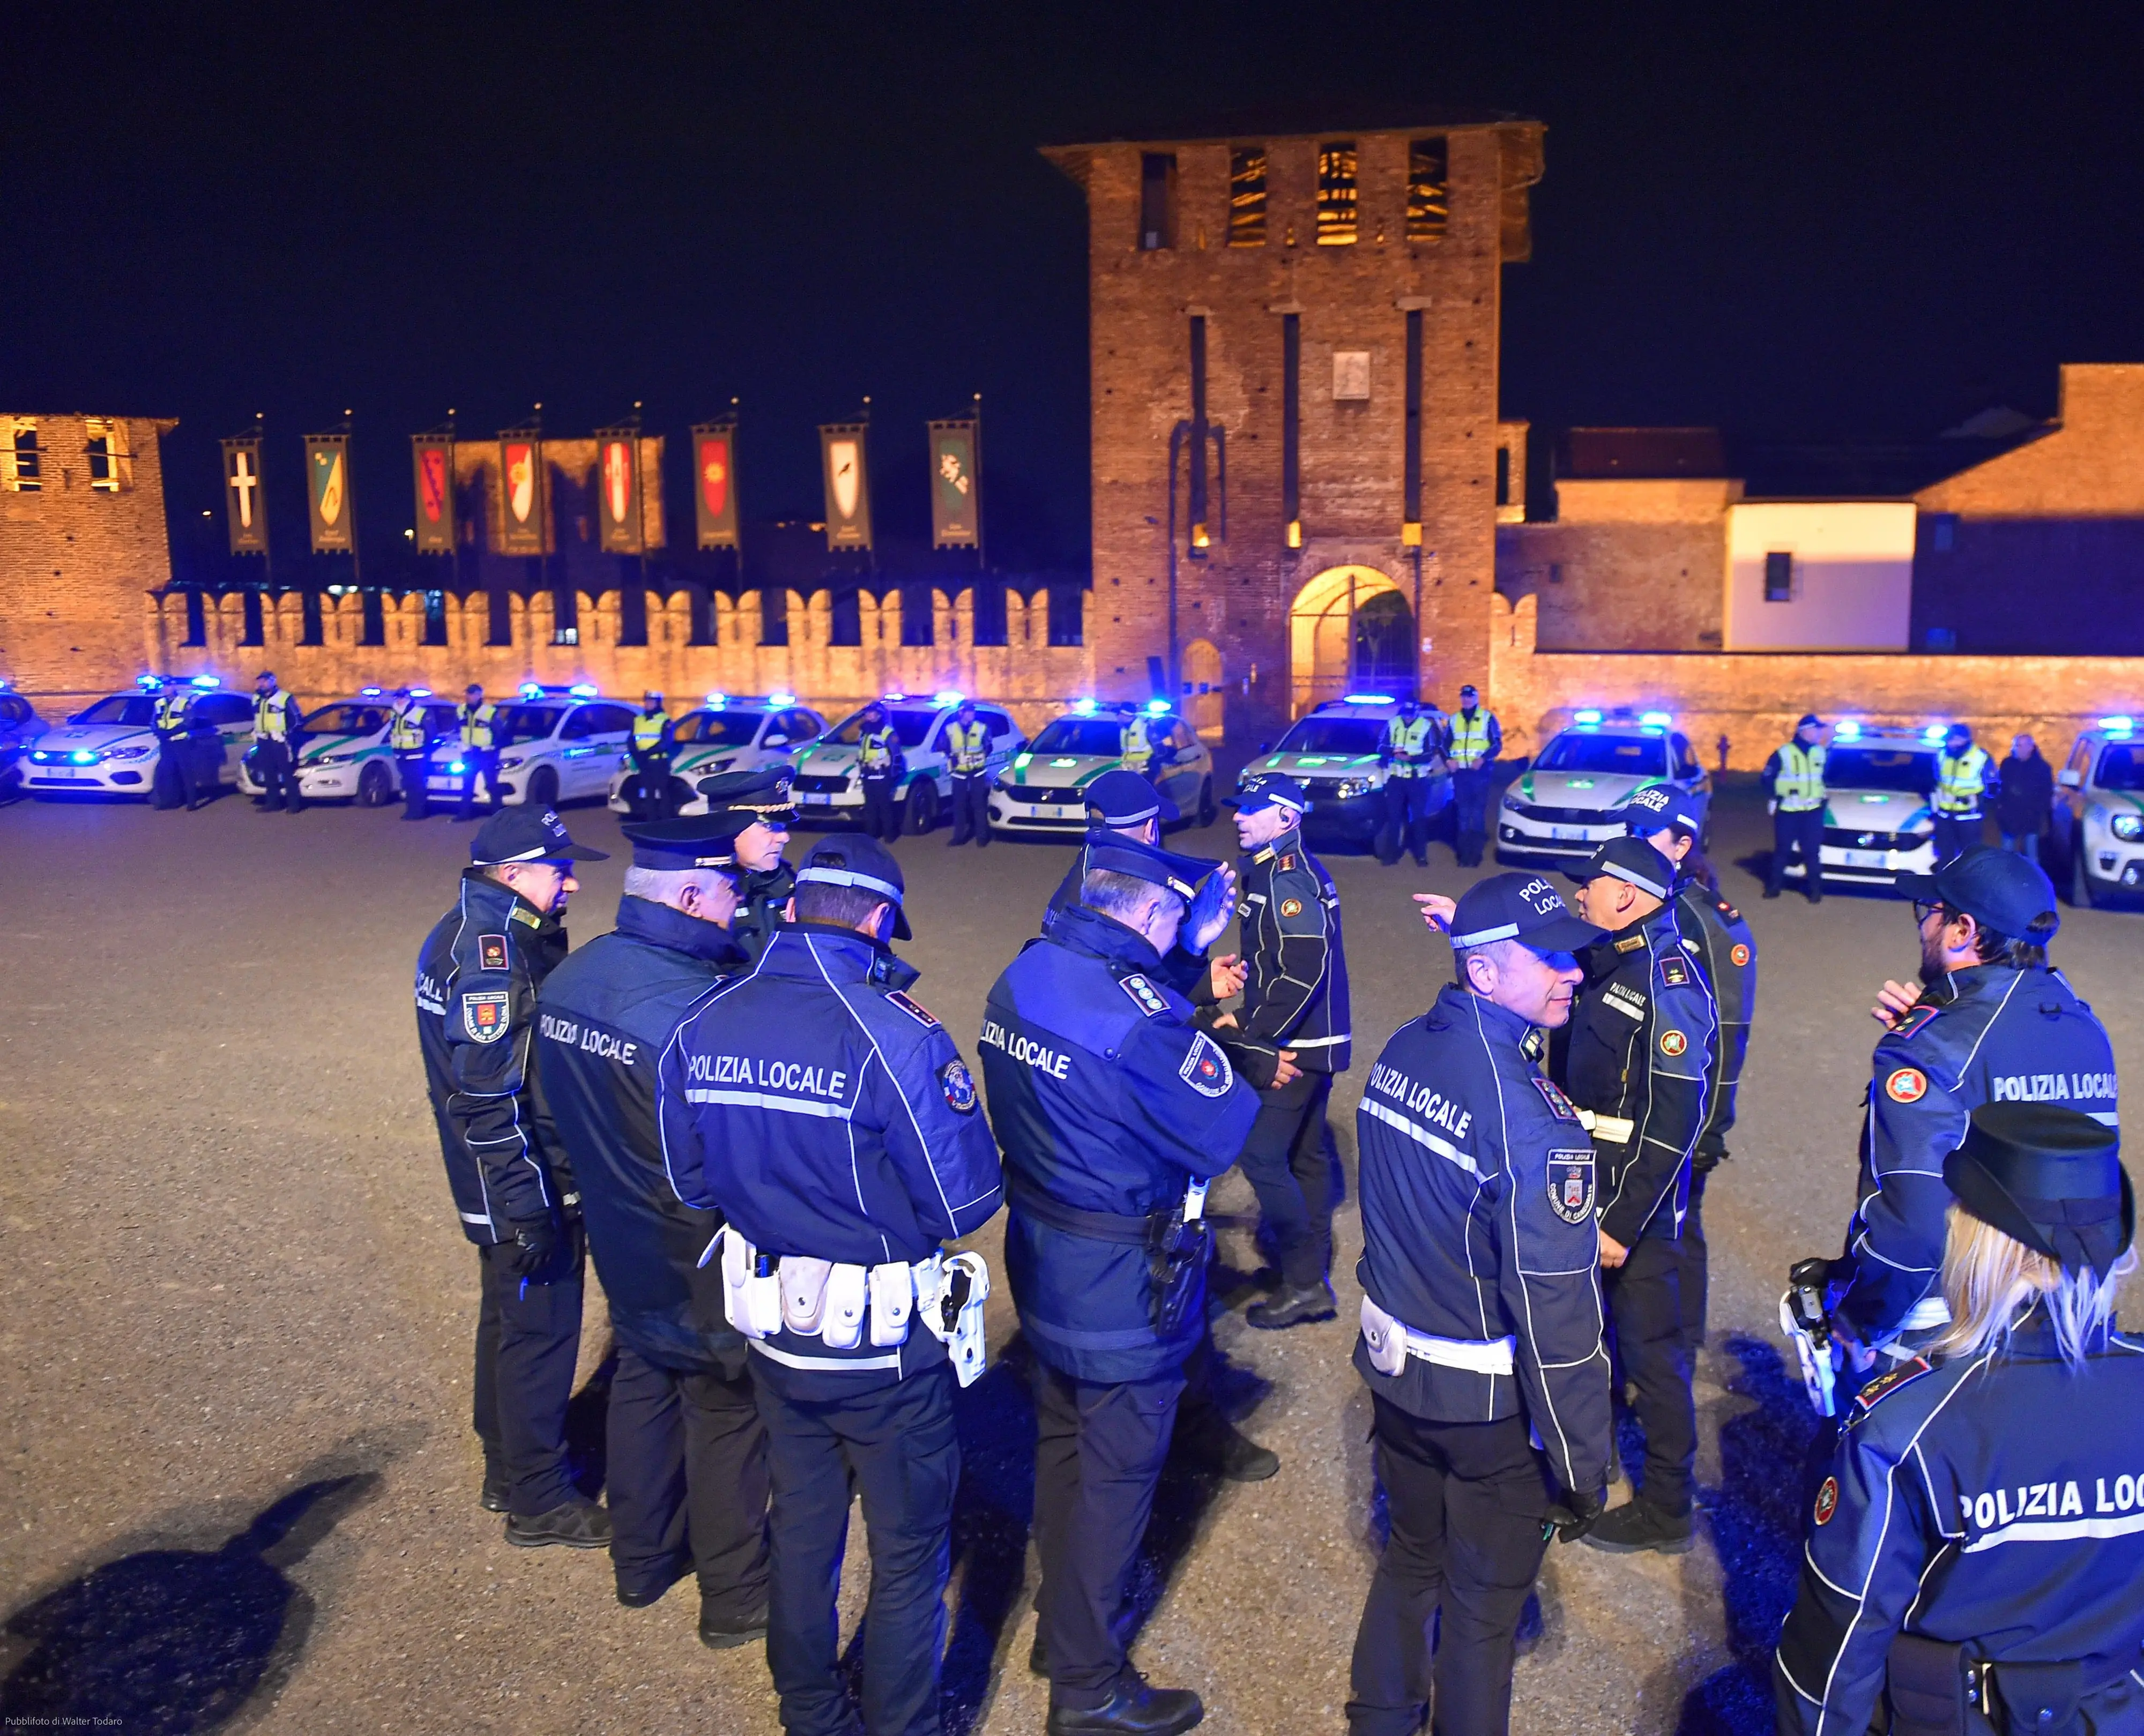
[1148,1209,1212,1338]
[1988,1661,2085,1736]
[1886,1634,1968,1736]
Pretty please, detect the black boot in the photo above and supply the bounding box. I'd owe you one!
[1048,1674,1204,1735]
[504,1495,613,1549]
[698,1595,769,1650]
[1582,1495,1694,1555]
[1171,1411,1279,1482]
[479,1470,509,1514]
[1246,1280,1336,1331]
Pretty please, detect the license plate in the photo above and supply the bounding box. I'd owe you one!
[1550,824,1592,841]
[40,773,91,783]
[801,792,832,804]
[1840,848,1887,868]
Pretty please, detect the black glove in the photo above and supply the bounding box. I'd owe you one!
[504,1213,561,1279]
[1543,1488,1606,1544]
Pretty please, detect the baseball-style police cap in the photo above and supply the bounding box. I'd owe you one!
[1084,767,1179,829]
[1225,771,1309,817]
[619,809,755,872]
[1622,780,1706,840]
[470,804,610,866]
[1084,834,1216,905]
[1895,844,2057,940]
[795,834,912,940]
[696,765,796,818]
[1448,870,1602,953]
[1796,713,1822,730]
[1944,1102,2133,1279]
[1568,836,1674,901]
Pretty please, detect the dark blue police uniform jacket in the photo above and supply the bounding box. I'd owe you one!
[654,923,1004,1398]
[1225,828,1351,1088]
[1775,1317,2144,1735]
[733,859,796,961]
[1354,983,1613,1499]
[1675,880,1756,1161]
[1841,963,2117,1343]
[1044,836,1214,999]
[535,896,750,1373]
[415,870,573,1244]
[980,903,1260,1385]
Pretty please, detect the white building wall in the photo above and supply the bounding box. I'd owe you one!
[1723,500,1916,651]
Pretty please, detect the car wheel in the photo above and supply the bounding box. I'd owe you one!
[527,766,560,808]
[1197,776,1217,828]
[356,762,393,807]
[904,779,940,835]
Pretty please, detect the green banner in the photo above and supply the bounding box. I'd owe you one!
[304,434,354,554]
[411,437,455,554]
[819,422,870,551]
[928,420,978,548]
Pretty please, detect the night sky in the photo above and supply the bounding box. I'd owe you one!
[6,7,2142,583]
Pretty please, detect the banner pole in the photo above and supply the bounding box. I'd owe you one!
[973,392,986,575]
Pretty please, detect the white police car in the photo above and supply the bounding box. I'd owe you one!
[990,698,1214,836]
[0,680,48,794]
[424,683,637,808]
[2051,715,2144,907]
[1235,695,1445,845]
[1780,720,1940,889]
[22,675,252,799]
[1496,707,1710,868]
[796,691,1024,833]
[606,691,827,816]
[234,687,461,806]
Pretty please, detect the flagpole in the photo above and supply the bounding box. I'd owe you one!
[973,392,986,576]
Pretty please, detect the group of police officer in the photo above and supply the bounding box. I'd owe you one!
[1372,684,1502,870]
[407,727,2138,1736]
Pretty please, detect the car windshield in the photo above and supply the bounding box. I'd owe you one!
[1276,718,1384,756]
[1535,732,1668,777]
[304,703,389,736]
[1825,747,1937,793]
[826,707,940,749]
[70,695,160,726]
[675,711,765,747]
[1030,718,1127,757]
[2095,743,2144,791]
[490,704,562,747]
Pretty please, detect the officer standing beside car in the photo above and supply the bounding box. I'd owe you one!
[1375,694,1442,869]
[1445,683,1501,868]
[1553,836,1716,1554]
[1349,873,1613,1736]
[250,668,304,814]
[152,681,212,811]
[944,696,993,848]
[389,684,434,821]
[855,699,906,841]
[695,766,798,959]
[534,809,770,1646]
[982,833,1261,1736]
[656,835,1003,1736]
[626,690,678,823]
[1763,713,1828,901]
[456,682,500,822]
[1930,720,1998,864]
[414,805,613,1550]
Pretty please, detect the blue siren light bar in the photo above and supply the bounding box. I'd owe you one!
[1834,719,1863,741]
[1343,693,1395,705]
[1573,708,1603,725]
[934,689,965,706]
[1640,710,1672,729]
[1143,698,1170,715]
[2098,715,2135,735]
[882,690,907,702]
[705,691,728,707]
[519,681,544,698]
[1070,697,1097,716]
[360,686,383,697]
[568,683,599,698]
[1920,724,1947,744]
[769,690,798,707]
[190,674,220,689]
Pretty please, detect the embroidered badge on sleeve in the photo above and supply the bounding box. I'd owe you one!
[1179,1032,1234,1098]
[478,933,510,972]
[461,992,511,1044]
[1546,1150,1596,1224]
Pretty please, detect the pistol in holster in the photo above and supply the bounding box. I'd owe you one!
[1148,1206,1213,1338]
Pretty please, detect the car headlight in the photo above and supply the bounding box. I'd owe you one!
[1500,794,1525,813]
[103,746,153,762]
[2111,814,2144,841]
[316,750,358,766]
[498,755,525,770]
[1335,777,1373,800]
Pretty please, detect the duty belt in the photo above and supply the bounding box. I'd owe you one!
[1010,1181,1170,1245]
[1576,1108,1635,1144]
[1360,1296,1516,1375]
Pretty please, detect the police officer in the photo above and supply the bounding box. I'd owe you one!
[250,668,303,813]
[627,689,677,822]
[535,809,770,1644]
[855,700,906,841]
[1216,772,1351,1331]
[1446,683,1501,868]
[1553,836,1716,1553]
[982,833,1261,1735]
[1762,713,1828,900]
[944,697,993,848]
[414,804,613,1548]
[656,835,1002,1736]
[1375,695,1442,868]
[695,766,797,959]
[1775,1103,2141,1736]
[456,682,499,822]
[1349,873,1613,1736]
[1120,705,1160,783]
[1830,846,2116,1366]
[1930,720,1998,863]
[151,681,212,811]
[388,685,433,821]
[1624,782,1756,1357]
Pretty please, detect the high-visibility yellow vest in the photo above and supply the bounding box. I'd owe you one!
[632,710,672,752]
[946,719,990,773]
[1121,715,1155,772]
[1385,713,1437,774]
[1933,745,1991,815]
[859,726,897,772]
[253,690,294,742]
[459,702,496,748]
[1776,741,1826,811]
[1448,709,1497,770]
[389,701,428,750]
[156,694,190,733]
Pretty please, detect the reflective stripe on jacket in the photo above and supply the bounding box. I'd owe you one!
[252,690,295,742]
[1384,714,1438,775]
[389,701,428,750]
[459,702,496,748]
[1776,742,1826,811]
[631,711,672,752]
[946,719,990,773]
[1933,746,1992,815]
[1448,709,1499,770]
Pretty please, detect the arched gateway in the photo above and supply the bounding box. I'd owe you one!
[1287,564,1415,717]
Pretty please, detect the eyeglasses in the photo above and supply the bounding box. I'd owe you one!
[1912,899,1946,926]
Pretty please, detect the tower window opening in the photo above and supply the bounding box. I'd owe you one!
[1227,146,1267,247]
[1138,152,1178,251]
[1316,141,1358,245]
[1407,138,1449,240]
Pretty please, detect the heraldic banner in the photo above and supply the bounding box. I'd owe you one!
[691,422,739,550]
[928,419,979,549]
[497,433,547,555]
[595,427,645,555]
[304,434,355,554]
[411,436,456,553]
[221,436,269,555]
[819,422,871,552]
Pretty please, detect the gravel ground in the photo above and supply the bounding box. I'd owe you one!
[2,779,2138,1734]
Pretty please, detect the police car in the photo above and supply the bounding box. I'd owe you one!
[423,683,638,808]
[1495,707,1710,868]
[1234,695,1446,844]
[605,691,827,816]
[989,697,1214,836]
[0,680,48,794]
[795,691,1024,832]
[2051,714,2144,907]
[1778,720,1940,889]
[233,687,461,806]
[21,675,252,799]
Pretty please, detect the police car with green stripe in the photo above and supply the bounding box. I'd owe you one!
[23,675,253,799]
[1779,720,1940,889]
[1496,707,1709,867]
[988,697,1212,836]
[235,687,460,804]
[2051,714,2144,907]
[1234,694,1440,844]
[605,691,827,817]
[796,691,1024,832]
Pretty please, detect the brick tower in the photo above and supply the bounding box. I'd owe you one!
[1043,118,1543,739]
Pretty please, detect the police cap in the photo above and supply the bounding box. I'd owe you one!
[1622,780,1706,840]
[696,765,796,818]
[1084,767,1179,829]
[794,834,912,940]
[1944,1102,2133,1279]
[1448,870,1601,952]
[1084,834,1215,906]
[1895,844,2057,941]
[470,804,610,866]
[619,809,755,872]
[1567,836,1674,902]
[1225,770,1309,817]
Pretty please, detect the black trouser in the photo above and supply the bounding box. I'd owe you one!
[860,772,902,840]
[627,752,673,822]
[397,750,430,819]
[948,771,991,845]
[1346,1401,1552,1736]
[458,747,499,819]
[153,736,207,809]
[1680,1165,1713,1357]
[1932,812,1984,865]
[1238,1069,1336,1290]
[1032,1356,1188,1710]
[758,1363,959,1736]
[473,1235,585,1518]
[1451,768,1492,867]
[1376,774,1435,866]
[253,739,302,811]
[1767,806,1824,896]
[606,1343,771,1622]
[1604,1233,1696,1517]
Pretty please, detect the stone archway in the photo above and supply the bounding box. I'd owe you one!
[1287,564,1412,717]
[1183,638,1225,741]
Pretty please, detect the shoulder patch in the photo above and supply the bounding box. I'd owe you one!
[461,991,511,1044]
[884,989,940,1030]
[1613,933,1646,953]
[938,1057,978,1114]
[1813,1476,1839,1525]
[1118,972,1170,1017]
[1530,1076,1581,1122]
[1885,1066,1929,1104]
[1179,1032,1234,1098]
[1716,899,1741,921]
[1850,1357,1933,1419]
[1659,953,1691,988]
[1251,845,1276,865]
[478,933,510,972]
[1279,853,1296,871]
[1893,1002,1940,1040]
[1545,1149,1596,1224]
[1730,942,1752,968]
[1279,897,1305,918]
[1658,1027,1688,1058]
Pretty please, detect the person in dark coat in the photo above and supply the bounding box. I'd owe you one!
[1996,732,2054,866]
